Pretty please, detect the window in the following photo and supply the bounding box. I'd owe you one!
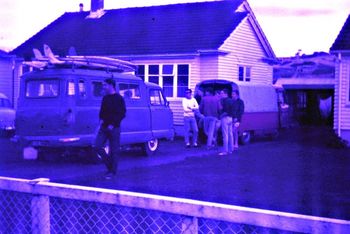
[150,89,166,106]
[162,65,174,97]
[177,64,189,97]
[26,79,59,98]
[78,80,87,98]
[119,83,141,100]
[67,80,75,96]
[136,64,189,98]
[238,66,244,81]
[149,65,159,84]
[92,81,104,97]
[245,67,251,82]
[136,65,145,81]
[238,66,251,82]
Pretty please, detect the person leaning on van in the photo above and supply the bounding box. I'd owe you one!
[182,88,199,148]
[95,78,126,179]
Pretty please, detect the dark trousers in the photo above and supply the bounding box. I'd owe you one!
[94,126,120,174]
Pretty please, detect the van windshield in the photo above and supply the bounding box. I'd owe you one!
[26,79,59,98]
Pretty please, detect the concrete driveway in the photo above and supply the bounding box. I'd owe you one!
[1,126,350,220]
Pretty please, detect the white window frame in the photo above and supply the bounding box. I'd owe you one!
[137,64,190,98]
[238,65,251,82]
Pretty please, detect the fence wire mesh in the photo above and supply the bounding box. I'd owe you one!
[0,190,32,234]
[198,218,301,234]
[50,197,185,234]
[1,189,304,233]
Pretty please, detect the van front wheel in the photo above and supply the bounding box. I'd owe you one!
[143,139,159,156]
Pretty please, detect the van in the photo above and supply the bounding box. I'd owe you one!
[14,62,174,160]
[195,80,289,144]
[0,93,15,136]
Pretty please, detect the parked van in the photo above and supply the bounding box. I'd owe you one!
[195,80,289,144]
[14,64,174,160]
[0,93,15,136]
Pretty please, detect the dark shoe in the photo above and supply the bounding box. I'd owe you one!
[104,171,116,179]
[193,143,199,148]
[185,143,191,148]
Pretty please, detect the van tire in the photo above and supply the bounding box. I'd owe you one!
[143,139,159,156]
[239,131,251,145]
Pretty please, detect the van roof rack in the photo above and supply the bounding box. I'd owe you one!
[22,45,137,73]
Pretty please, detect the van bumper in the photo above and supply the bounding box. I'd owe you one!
[12,134,95,148]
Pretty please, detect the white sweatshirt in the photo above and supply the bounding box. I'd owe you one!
[182,97,199,117]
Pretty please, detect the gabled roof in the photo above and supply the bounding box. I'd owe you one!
[12,0,247,60]
[330,14,350,51]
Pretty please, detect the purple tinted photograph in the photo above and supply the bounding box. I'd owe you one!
[1,0,350,233]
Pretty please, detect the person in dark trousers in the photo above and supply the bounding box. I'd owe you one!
[199,87,221,149]
[95,78,126,179]
[232,90,245,149]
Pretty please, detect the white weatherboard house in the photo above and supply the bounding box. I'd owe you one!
[330,14,350,144]
[11,0,275,132]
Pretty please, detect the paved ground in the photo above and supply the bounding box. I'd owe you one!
[1,126,350,220]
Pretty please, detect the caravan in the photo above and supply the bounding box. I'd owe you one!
[195,80,289,144]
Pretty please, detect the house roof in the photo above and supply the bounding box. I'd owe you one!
[11,0,247,60]
[330,14,350,51]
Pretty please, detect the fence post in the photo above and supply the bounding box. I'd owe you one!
[30,178,50,234]
[181,216,198,234]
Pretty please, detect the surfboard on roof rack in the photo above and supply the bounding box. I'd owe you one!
[24,44,137,73]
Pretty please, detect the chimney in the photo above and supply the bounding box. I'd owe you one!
[91,0,104,12]
[86,0,105,19]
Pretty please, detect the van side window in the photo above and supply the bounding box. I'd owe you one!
[67,80,75,96]
[150,89,165,106]
[25,79,59,98]
[119,83,141,100]
[78,80,87,98]
[92,81,104,97]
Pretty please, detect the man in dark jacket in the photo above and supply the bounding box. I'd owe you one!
[232,90,245,149]
[95,78,126,179]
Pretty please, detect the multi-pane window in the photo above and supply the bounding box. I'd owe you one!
[238,66,251,82]
[137,64,189,98]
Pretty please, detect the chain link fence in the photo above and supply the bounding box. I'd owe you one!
[1,177,349,234]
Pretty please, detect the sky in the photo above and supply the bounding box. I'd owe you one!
[0,0,349,57]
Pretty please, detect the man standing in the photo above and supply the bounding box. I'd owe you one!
[219,89,234,155]
[182,88,199,147]
[199,87,221,149]
[232,90,245,149]
[95,78,126,179]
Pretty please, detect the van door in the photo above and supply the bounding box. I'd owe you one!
[149,88,173,139]
[118,82,152,145]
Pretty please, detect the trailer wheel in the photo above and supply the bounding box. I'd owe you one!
[240,131,251,145]
[142,139,159,156]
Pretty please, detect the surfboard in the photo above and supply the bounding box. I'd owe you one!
[28,44,137,73]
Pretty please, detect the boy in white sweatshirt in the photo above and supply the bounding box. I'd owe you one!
[182,88,199,147]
